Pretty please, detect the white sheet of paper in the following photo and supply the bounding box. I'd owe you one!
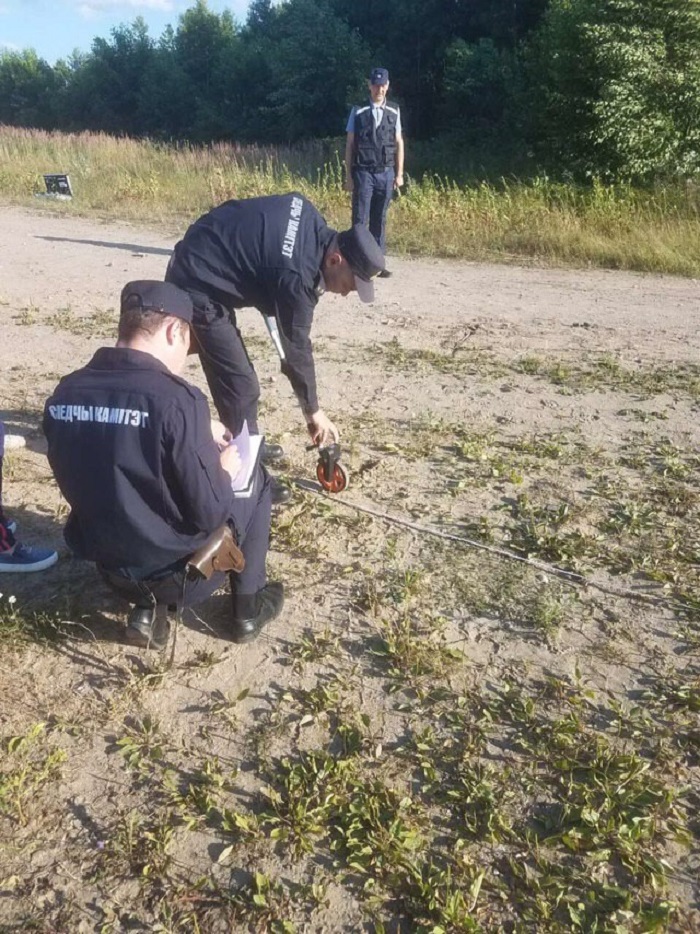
[230,420,262,494]
[231,420,250,487]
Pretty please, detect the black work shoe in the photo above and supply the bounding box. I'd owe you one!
[231,582,284,644]
[125,604,170,650]
[378,269,393,279]
[271,479,292,506]
[261,441,285,464]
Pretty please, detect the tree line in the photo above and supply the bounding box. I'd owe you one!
[1,0,699,182]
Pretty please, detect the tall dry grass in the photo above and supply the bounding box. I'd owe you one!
[1,125,699,275]
[395,174,700,276]
[0,126,348,228]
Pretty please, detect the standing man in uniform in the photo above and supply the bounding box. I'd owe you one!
[345,66,404,266]
[165,193,386,504]
[43,281,283,650]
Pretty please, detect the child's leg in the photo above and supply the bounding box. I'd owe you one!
[0,455,16,551]
[0,423,16,550]
[0,420,6,523]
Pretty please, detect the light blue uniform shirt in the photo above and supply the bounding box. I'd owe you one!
[346,101,402,135]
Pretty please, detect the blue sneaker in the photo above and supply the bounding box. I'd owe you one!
[0,543,58,573]
[4,520,17,535]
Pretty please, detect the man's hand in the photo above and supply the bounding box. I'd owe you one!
[343,177,354,193]
[211,419,232,450]
[307,409,339,446]
[394,173,404,189]
[220,442,242,481]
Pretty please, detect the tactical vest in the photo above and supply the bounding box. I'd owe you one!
[353,101,399,171]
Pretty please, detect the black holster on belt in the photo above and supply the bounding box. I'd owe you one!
[187,524,245,580]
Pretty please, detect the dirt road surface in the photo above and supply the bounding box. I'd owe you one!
[1,205,698,930]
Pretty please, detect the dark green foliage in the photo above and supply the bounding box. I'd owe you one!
[440,38,521,142]
[0,49,66,128]
[526,0,700,180]
[233,0,369,142]
[69,18,155,135]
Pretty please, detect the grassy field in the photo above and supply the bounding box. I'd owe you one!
[1,125,700,276]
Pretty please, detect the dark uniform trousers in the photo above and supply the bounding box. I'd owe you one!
[352,167,395,254]
[166,277,261,437]
[100,465,272,611]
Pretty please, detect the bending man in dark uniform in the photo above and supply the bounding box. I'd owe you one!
[165,192,386,497]
[43,281,283,650]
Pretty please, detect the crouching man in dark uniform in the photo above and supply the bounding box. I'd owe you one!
[43,281,284,650]
[165,193,386,503]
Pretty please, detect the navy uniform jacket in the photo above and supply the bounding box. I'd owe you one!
[43,347,234,580]
[166,193,336,415]
[351,101,400,170]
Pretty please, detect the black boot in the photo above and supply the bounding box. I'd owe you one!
[270,478,292,506]
[261,442,285,465]
[231,582,284,644]
[125,604,171,650]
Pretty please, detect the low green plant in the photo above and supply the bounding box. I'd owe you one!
[46,307,116,338]
[0,722,67,825]
[370,616,463,693]
[106,808,175,878]
[0,594,68,646]
[116,715,166,773]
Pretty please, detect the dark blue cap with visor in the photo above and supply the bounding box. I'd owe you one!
[370,67,389,85]
[120,281,194,324]
[337,224,387,304]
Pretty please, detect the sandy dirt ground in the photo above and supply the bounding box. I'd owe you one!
[0,204,699,931]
